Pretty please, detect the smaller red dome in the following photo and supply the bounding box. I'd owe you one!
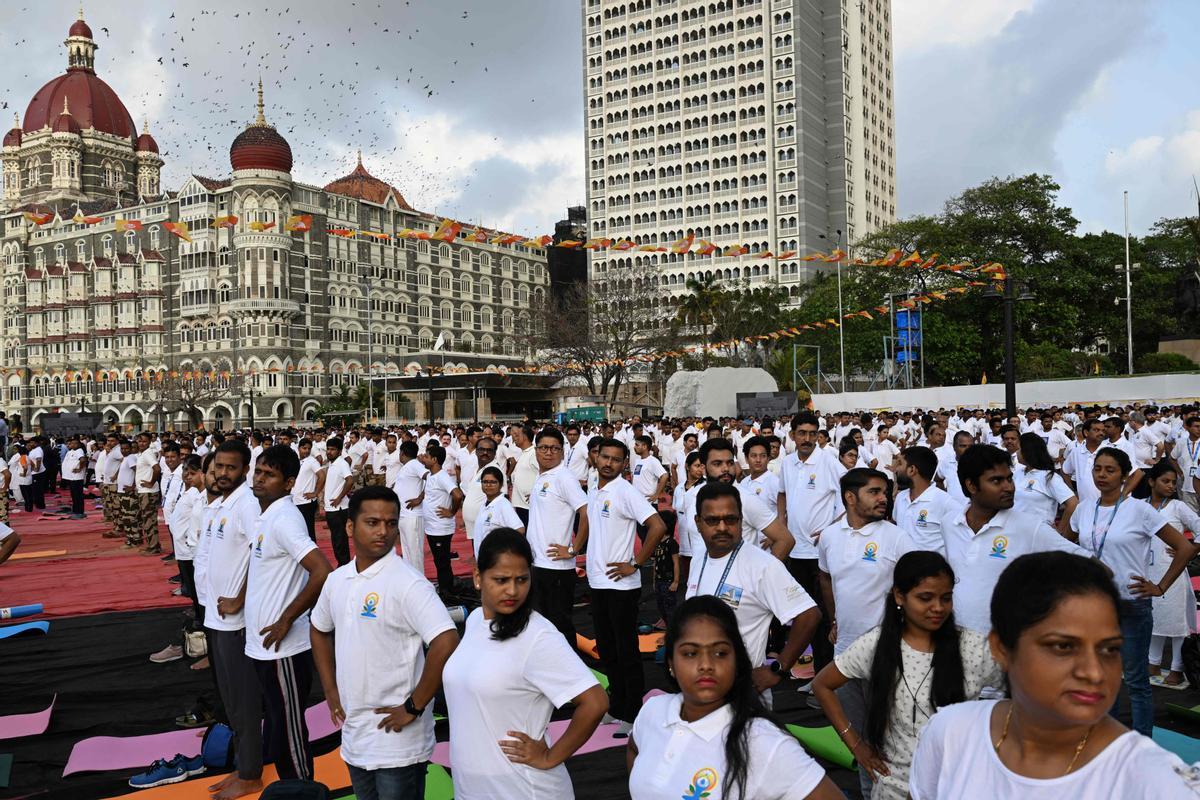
[136,131,159,153]
[230,125,292,173]
[53,109,81,135]
[2,122,20,148]
[69,18,93,39]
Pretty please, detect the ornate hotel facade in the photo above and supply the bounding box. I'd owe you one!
[1,12,548,430]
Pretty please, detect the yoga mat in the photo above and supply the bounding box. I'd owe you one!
[65,702,340,775]
[1154,727,1200,763]
[105,748,351,799]
[432,720,626,768]
[643,688,666,702]
[9,550,67,561]
[0,621,48,639]
[590,668,610,691]
[340,764,453,800]
[0,696,54,741]
[1167,702,1200,723]
[0,604,43,620]
[576,633,662,660]
[0,753,12,788]
[786,724,856,770]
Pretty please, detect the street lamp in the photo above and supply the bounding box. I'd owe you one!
[983,276,1035,418]
[817,230,847,393]
[1123,190,1133,375]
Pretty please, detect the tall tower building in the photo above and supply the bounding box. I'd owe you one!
[582,0,895,301]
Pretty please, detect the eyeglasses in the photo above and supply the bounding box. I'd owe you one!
[700,515,742,528]
[535,445,563,452]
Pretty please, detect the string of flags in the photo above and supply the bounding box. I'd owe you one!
[19,208,1005,280]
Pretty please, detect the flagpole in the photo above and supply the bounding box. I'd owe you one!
[1123,190,1133,375]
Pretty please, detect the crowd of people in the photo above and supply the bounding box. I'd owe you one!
[7,402,1200,798]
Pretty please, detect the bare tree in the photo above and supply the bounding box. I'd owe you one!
[146,371,246,429]
[530,262,678,404]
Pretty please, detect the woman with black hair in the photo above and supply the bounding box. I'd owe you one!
[627,595,841,799]
[811,551,1000,799]
[910,551,1200,798]
[1068,447,1195,736]
[1014,432,1078,537]
[442,528,608,799]
[471,465,524,559]
[1132,460,1200,689]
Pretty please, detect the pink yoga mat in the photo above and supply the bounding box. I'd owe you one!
[0,695,55,740]
[431,719,625,767]
[63,702,339,776]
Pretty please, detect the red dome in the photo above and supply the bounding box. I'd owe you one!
[230,125,292,173]
[2,126,19,148]
[324,157,413,210]
[23,71,135,139]
[69,19,93,38]
[136,131,159,153]
[53,109,81,135]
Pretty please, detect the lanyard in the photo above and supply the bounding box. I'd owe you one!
[1188,438,1200,466]
[1090,497,1124,559]
[697,540,744,598]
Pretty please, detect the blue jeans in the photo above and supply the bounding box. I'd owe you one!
[347,762,427,800]
[1114,598,1154,736]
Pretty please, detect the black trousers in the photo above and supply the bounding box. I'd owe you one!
[296,501,317,543]
[591,587,645,723]
[427,534,455,594]
[67,479,84,514]
[532,566,577,647]
[787,557,833,674]
[253,652,314,782]
[207,627,263,780]
[31,472,46,510]
[514,506,530,527]
[326,509,350,566]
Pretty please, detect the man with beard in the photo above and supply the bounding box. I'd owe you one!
[892,446,957,554]
[696,438,793,560]
[935,430,974,507]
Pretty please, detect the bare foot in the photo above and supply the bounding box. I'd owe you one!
[207,774,235,792]
[190,656,210,671]
[1165,671,1186,686]
[1149,663,1161,677]
[211,776,262,800]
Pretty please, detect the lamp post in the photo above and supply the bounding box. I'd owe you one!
[1123,190,1134,375]
[817,230,847,393]
[984,276,1035,418]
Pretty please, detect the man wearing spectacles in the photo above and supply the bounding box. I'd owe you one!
[507,425,538,527]
[461,437,506,545]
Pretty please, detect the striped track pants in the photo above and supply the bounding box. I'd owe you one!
[253,650,314,781]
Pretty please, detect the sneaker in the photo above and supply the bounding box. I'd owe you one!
[161,553,176,562]
[449,550,460,560]
[69,513,86,520]
[601,713,618,725]
[150,644,184,663]
[128,754,205,788]
[171,587,183,597]
[613,720,633,738]
[175,699,215,728]
[140,547,164,556]
[168,575,182,583]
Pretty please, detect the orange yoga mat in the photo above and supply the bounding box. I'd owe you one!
[576,632,663,659]
[105,749,350,800]
[10,549,67,561]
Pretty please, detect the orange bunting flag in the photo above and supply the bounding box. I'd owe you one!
[249,220,276,232]
[523,235,553,248]
[898,251,923,268]
[285,214,313,232]
[722,244,749,257]
[584,238,614,250]
[670,233,695,255]
[163,221,192,243]
[555,240,584,249]
[875,249,903,267]
[114,218,143,232]
[327,228,354,237]
[463,228,490,243]
[822,249,847,263]
[23,211,54,226]
[802,252,826,262]
[492,234,523,246]
[694,240,719,256]
[917,255,940,270]
[212,215,238,229]
[611,240,636,251]
[774,251,798,260]
[875,305,890,313]
[979,263,1005,274]
[431,220,463,243]
[71,209,103,225]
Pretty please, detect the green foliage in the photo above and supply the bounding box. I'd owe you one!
[1136,352,1198,374]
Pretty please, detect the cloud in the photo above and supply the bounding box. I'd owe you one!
[1097,109,1200,229]
[892,0,1034,54]
[895,0,1153,217]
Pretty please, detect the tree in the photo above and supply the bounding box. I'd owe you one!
[147,371,245,429]
[530,261,677,405]
[675,275,721,367]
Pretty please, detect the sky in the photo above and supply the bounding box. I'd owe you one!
[1,0,1197,237]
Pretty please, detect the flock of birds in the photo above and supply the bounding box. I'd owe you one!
[0,3,578,231]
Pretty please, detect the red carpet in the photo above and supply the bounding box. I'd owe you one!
[0,488,476,619]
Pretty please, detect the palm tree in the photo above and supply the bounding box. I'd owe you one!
[676,275,721,367]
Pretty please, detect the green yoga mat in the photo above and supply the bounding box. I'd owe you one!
[786,724,857,770]
[590,668,610,691]
[1166,702,1200,722]
[0,753,11,788]
[339,762,455,800]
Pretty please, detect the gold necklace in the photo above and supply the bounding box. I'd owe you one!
[993,703,1095,776]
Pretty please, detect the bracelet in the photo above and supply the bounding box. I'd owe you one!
[838,723,853,737]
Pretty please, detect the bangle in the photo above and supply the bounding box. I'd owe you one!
[838,723,853,737]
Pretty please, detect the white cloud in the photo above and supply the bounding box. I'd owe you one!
[1099,109,1200,228]
[893,0,1034,55]
[1104,135,1164,174]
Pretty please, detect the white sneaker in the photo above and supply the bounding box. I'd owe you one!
[149,644,183,663]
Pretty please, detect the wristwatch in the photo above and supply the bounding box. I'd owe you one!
[769,661,787,676]
[566,544,576,557]
[629,557,640,569]
[403,697,423,716]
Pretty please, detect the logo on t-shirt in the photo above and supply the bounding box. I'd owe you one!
[863,542,879,562]
[683,768,719,800]
[601,499,611,518]
[633,464,642,475]
[990,535,1008,559]
[216,517,227,539]
[807,472,816,488]
[716,584,743,609]
[538,481,550,497]
[361,592,380,618]
[254,533,263,556]
[754,486,763,495]
[917,509,929,527]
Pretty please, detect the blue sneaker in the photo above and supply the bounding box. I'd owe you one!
[128,753,206,789]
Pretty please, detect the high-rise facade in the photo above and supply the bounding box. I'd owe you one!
[582,0,895,301]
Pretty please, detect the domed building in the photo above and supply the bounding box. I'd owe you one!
[1,9,161,210]
[0,12,552,431]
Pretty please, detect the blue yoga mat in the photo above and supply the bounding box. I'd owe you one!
[1154,727,1200,764]
[0,621,49,639]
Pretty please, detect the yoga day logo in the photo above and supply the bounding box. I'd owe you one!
[862,542,879,562]
[990,535,1008,559]
[683,767,719,800]
[361,592,380,618]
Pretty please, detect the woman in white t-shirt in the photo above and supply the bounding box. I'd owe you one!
[910,550,1200,799]
[1134,460,1200,689]
[628,595,842,800]
[811,551,1001,800]
[443,528,607,799]
[1014,433,1078,536]
[1068,447,1195,736]
[472,466,524,559]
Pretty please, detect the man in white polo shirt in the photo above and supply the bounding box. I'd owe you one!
[461,437,505,546]
[893,446,958,554]
[244,445,332,782]
[392,440,428,574]
[687,480,820,702]
[528,427,589,646]
[1128,411,1165,469]
[698,438,793,560]
[630,435,668,504]
[1170,415,1200,513]
[322,438,356,567]
[311,485,459,799]
[508,425,539,527]
[941,444,1090,635]
[576,437,664,734]
[204,440,265,800]
[291,438,325,542]
[1063,418,1107,504]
